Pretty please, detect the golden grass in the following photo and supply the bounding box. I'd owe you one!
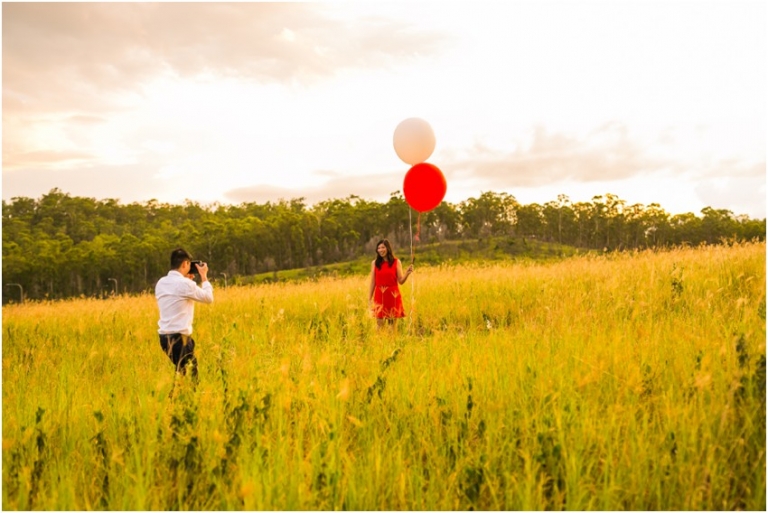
[2,242,765,510]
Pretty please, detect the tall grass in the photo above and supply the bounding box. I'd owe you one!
[3,242,765,510]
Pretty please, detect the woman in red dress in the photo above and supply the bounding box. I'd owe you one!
[368,239,414,328]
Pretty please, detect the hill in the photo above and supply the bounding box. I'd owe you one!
[239,236,586,285]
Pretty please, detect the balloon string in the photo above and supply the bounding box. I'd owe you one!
[408,208,415,336]
[409,208,414,264]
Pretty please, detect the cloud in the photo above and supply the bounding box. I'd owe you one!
[225,171,404,204]
[1,163,165,203]
[2,3,448,174]
[442,123,675,188]
[2,149,95,170]
[696,159,765,179]
[438,124,765,218]
[66,115,108,125]
[694,175,766,219]
[2,3,447,117]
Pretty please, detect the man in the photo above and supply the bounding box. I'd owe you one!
[155,248,213,383]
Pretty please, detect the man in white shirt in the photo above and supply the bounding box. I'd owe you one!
[155,248,214,383]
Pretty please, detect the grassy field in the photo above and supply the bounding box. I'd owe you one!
[2,242,765,510]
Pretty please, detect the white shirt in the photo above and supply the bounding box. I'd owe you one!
[155,270,214,335]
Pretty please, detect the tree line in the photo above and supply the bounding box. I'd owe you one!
[2,188,764,302]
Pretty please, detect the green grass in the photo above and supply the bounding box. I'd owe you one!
[2,242,765,510]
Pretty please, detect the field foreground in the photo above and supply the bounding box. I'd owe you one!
[2,242,766,510]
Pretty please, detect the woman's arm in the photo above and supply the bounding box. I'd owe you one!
[397,259,414,285]
[369,261,377,301]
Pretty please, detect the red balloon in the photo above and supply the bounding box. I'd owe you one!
[403,163,447,213]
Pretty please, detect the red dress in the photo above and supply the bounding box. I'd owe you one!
[373,258,405,319]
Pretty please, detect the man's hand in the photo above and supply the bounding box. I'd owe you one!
[197,262,209,282]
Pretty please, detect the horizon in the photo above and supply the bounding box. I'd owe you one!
[2,2,766,219]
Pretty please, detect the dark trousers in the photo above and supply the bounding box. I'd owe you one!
[159,333,198,382]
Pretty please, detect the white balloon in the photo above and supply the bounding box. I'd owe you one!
[393,118,436,165]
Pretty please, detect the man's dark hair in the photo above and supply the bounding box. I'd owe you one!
[374,239,396,270]
[170,248,192,270]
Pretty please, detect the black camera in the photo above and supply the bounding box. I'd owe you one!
[189,260,203,274]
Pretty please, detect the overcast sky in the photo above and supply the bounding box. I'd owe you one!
[2,1,766,218]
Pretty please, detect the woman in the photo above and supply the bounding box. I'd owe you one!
[369,239,414,328]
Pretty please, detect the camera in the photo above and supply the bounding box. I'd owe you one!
[189,260,203,274]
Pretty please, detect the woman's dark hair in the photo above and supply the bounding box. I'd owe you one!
[170,248,192,270]
[374,239,396,270]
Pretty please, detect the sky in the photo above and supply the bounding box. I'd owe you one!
[2,1,766,218]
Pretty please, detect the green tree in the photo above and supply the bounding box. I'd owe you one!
[515,203,545,239]
[2,188,764,301]
[460,192,517,238]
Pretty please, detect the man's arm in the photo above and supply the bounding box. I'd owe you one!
[185,262,214,303]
